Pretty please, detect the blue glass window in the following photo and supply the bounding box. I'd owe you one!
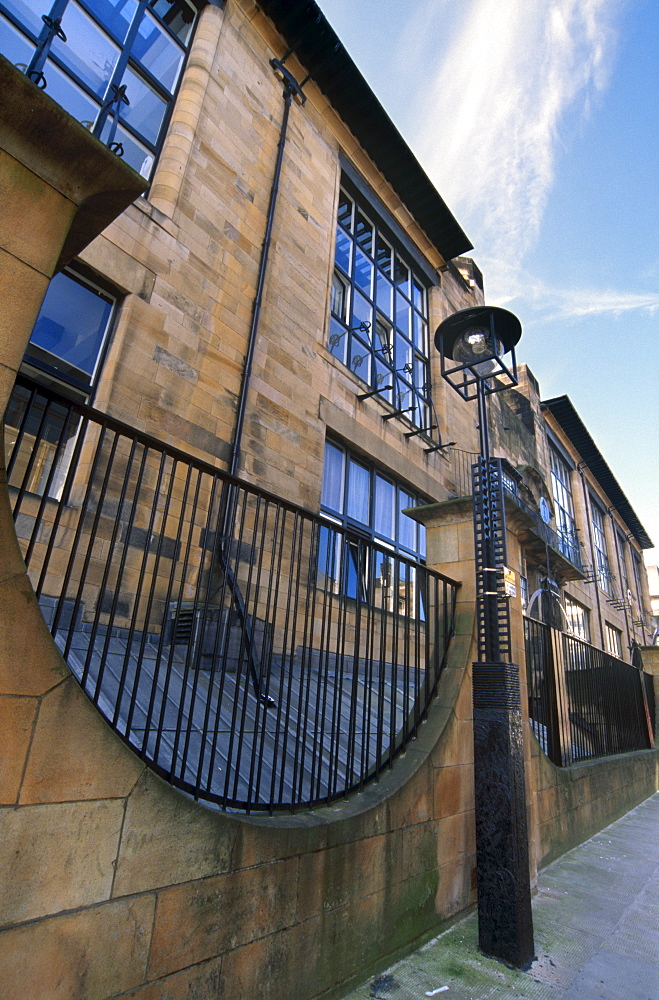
[0,0,201,178]
[25,268,116,391]
[320,441,426,611]
[329,183,431,430]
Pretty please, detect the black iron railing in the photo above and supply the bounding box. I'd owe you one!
[4,374,459,812]
[524,616,654,766]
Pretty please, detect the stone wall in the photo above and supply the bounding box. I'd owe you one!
[0,568,479,1000]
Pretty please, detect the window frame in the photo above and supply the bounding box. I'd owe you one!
[22,263,119,398]
[589,497,611,595]
[0,0,205,178]
[604,622,623,659]
[548,445,578,562]
[328,180,433,431]
[563,594,590,642]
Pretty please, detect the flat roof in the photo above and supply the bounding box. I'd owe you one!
[542,396,652,550]
[257,0,472,263]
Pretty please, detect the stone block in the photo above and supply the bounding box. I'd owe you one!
[0,799,124,924]
[0,694,37,804]
[19,675,145,804]
[0,571,69,697]
[433,763,474,820]
[435,810,475,864]
[112,769,236,896]
[147,856,299,979]
[0,251,50,393]
[297,833,390,921]
[0,894,154,999]
[434,852,476,921]
[117,955,224,999]
[0,147,75,275]
[387,760,433,830]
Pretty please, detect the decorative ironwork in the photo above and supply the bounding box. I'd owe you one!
[4,374,459,813]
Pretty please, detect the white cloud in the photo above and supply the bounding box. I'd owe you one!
[412,0,620,262]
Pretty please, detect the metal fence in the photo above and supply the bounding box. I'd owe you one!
[524,616,654,766]
[4,374,459,812]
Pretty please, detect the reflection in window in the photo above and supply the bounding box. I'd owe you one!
[319,441,426,615]
[5,266,117,499]
[604,623,623,659]
[590,500,611,595]
[549,446,579,564]
[24,267,116,392]
[329,183,431,430]
[564,595,590,641]
[0,0,201,177]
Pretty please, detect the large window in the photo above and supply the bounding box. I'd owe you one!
[564,594,590,641]
[0,0,201,177]
[615,531,631,602]
[329,185,432,431]
[4,266,117,497]
[604,622,623,659]
[549,446,579,564]
[24,266,117,394]
[319,441,426,611]
[590,499,611,595]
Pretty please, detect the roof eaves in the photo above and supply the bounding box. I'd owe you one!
[541,396,652,550]
[256,0,472,263]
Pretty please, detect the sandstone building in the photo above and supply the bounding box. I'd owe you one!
[0,1,656,997]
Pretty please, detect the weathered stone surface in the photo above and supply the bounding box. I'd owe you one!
[0,694,37,804]
[112,769,237,896]
[19,675,145,804]
[433,763,474,820]
[117,955,224,999]
[0,894,154,999]
[0,147,76,276]
[0,572,69,697]
[0,799,124,924]
[297,833,390,921]
[147,856,299,978]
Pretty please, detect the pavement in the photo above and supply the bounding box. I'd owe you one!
[340,793,659,1000]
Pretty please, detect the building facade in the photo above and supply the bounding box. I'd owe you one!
[0,1,656,996]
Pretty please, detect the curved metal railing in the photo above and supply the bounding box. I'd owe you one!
[4,374,459,812]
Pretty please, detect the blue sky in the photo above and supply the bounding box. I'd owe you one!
[319,0,658,563]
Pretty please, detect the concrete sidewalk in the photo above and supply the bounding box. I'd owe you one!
[341,793,659,1000]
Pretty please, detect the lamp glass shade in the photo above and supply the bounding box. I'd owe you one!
[452,326,501,375]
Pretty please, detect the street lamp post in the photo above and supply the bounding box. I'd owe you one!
[435,306,535,969]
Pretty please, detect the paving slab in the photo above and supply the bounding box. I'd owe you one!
[341,793,659,1000]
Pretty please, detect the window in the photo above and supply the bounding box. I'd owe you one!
[590,500,611,595]
[564,595,590,641]
[3,265,117,497]
[329,185,431,431]
[631,551,644,606]
[549,446,579,563]
[520,574,529,610]
[23,266,117,394]
[319,441,426,612]
[0,0,201,178]
[604,623,623,659]
[616,532,631,602]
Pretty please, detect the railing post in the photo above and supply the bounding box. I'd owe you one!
[547,627,571,766]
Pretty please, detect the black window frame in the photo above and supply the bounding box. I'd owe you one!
[328,179,433,432]
[589,497,612,595]
[0,0,206,179]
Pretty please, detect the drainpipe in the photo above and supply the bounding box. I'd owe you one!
[228,59,306,478]
[578,463,604,649]
[214,60,305,704]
